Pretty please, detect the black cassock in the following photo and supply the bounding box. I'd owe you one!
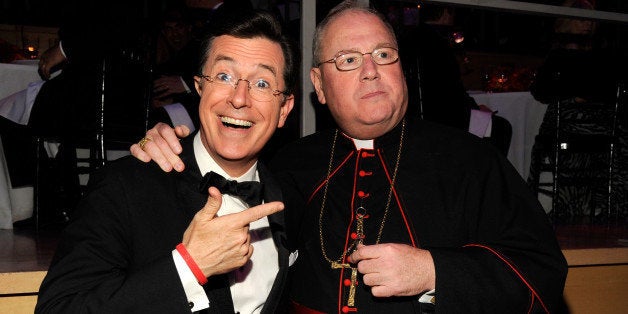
[270,117,567,314]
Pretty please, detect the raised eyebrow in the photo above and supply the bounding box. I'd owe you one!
[212,54,278,79]
[258,63,278,79]
[212,54,235,66]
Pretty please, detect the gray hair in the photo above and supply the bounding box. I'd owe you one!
[311,0,397,67]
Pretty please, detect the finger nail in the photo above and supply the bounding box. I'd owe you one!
[175,163,184,172]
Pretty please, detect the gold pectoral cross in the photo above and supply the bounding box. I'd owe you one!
[331,261,358,307]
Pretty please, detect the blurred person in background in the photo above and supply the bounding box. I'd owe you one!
[5,0,155,227]
[149,4,203,131]
[531,0,622,105]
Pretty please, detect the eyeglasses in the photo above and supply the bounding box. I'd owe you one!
[317,47,399,71]
[198,72,289,102]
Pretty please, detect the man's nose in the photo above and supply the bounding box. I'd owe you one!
[229,80,250,108]
[360,55,379,81]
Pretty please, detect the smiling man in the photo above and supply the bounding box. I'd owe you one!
[36,10,296,314]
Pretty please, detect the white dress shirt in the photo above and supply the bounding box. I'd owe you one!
[172,133,279,313]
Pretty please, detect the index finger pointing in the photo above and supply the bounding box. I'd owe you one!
[234,201,284,226]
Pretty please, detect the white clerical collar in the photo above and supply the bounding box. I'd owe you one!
[352,138,374,150]
[193,133,258,182]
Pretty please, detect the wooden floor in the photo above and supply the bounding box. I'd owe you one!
[554,222,628,250]
[0,220,626,314]
[0,221,625,274]
[0,225,63,274]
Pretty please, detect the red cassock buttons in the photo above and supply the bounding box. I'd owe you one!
[358,170,373,177]
[361,151,374,158]
[344,279,352,286]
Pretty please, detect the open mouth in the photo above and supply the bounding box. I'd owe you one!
[221,116,252,129]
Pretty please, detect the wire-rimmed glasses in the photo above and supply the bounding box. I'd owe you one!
[317,47,399,71]
[198,72,289,102]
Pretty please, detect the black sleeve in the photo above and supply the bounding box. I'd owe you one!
[35,166,192,313]
[430,149,567,313]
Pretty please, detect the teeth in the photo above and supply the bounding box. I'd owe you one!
[221,116,252,127]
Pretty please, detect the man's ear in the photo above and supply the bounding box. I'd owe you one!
[277,95,295,128]
[310,68,326,105]
[193,76,202,96]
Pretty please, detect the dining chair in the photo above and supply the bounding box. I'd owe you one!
[530,81,625,223]
[32,52,151,231]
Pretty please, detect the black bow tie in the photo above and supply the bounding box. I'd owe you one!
[198,171,264,206]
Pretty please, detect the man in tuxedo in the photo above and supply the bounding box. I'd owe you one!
[36,9,296,314]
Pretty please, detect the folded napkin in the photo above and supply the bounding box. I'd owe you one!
[163,102,196,133]
[468,109,493,138]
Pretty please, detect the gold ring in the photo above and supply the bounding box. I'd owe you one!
[138,136,152,150]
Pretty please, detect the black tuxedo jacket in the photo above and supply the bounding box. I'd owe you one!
[36,137,289,313]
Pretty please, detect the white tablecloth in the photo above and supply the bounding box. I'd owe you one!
[0,62,42,229]
[0,62,42,100]
[470,91,548,179]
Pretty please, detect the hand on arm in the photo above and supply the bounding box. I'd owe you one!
[182,187,284,277]
[349,243,435,297]
[130,122,190,172]
[38,44,66,80]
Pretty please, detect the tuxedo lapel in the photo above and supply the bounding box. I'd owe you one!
[258,163,289,314]
[176,137,207,219]
[258,162,287,251]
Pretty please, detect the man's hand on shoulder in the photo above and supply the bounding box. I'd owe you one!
[130,122,190,172]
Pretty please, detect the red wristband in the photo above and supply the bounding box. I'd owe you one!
[176,243,208,285]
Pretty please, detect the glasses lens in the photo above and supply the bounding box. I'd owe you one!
[207,74,234,93]
[249,87,273,102]
[336,52,363,71]
[372,47,398,65]
[206,74,277,102]
[333,48,398,71]
[249,78,280,102]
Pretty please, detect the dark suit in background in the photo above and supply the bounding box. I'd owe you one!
[399,21,478,131]
[29,0,155,139]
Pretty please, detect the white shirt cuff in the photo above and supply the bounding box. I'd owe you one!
[172,249,210,311]
[179,76,191,93]
[163,103,196,133]
[58,41,67,58]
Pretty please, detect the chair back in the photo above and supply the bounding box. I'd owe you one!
[545,81,625,223]
[31,42,153,231]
